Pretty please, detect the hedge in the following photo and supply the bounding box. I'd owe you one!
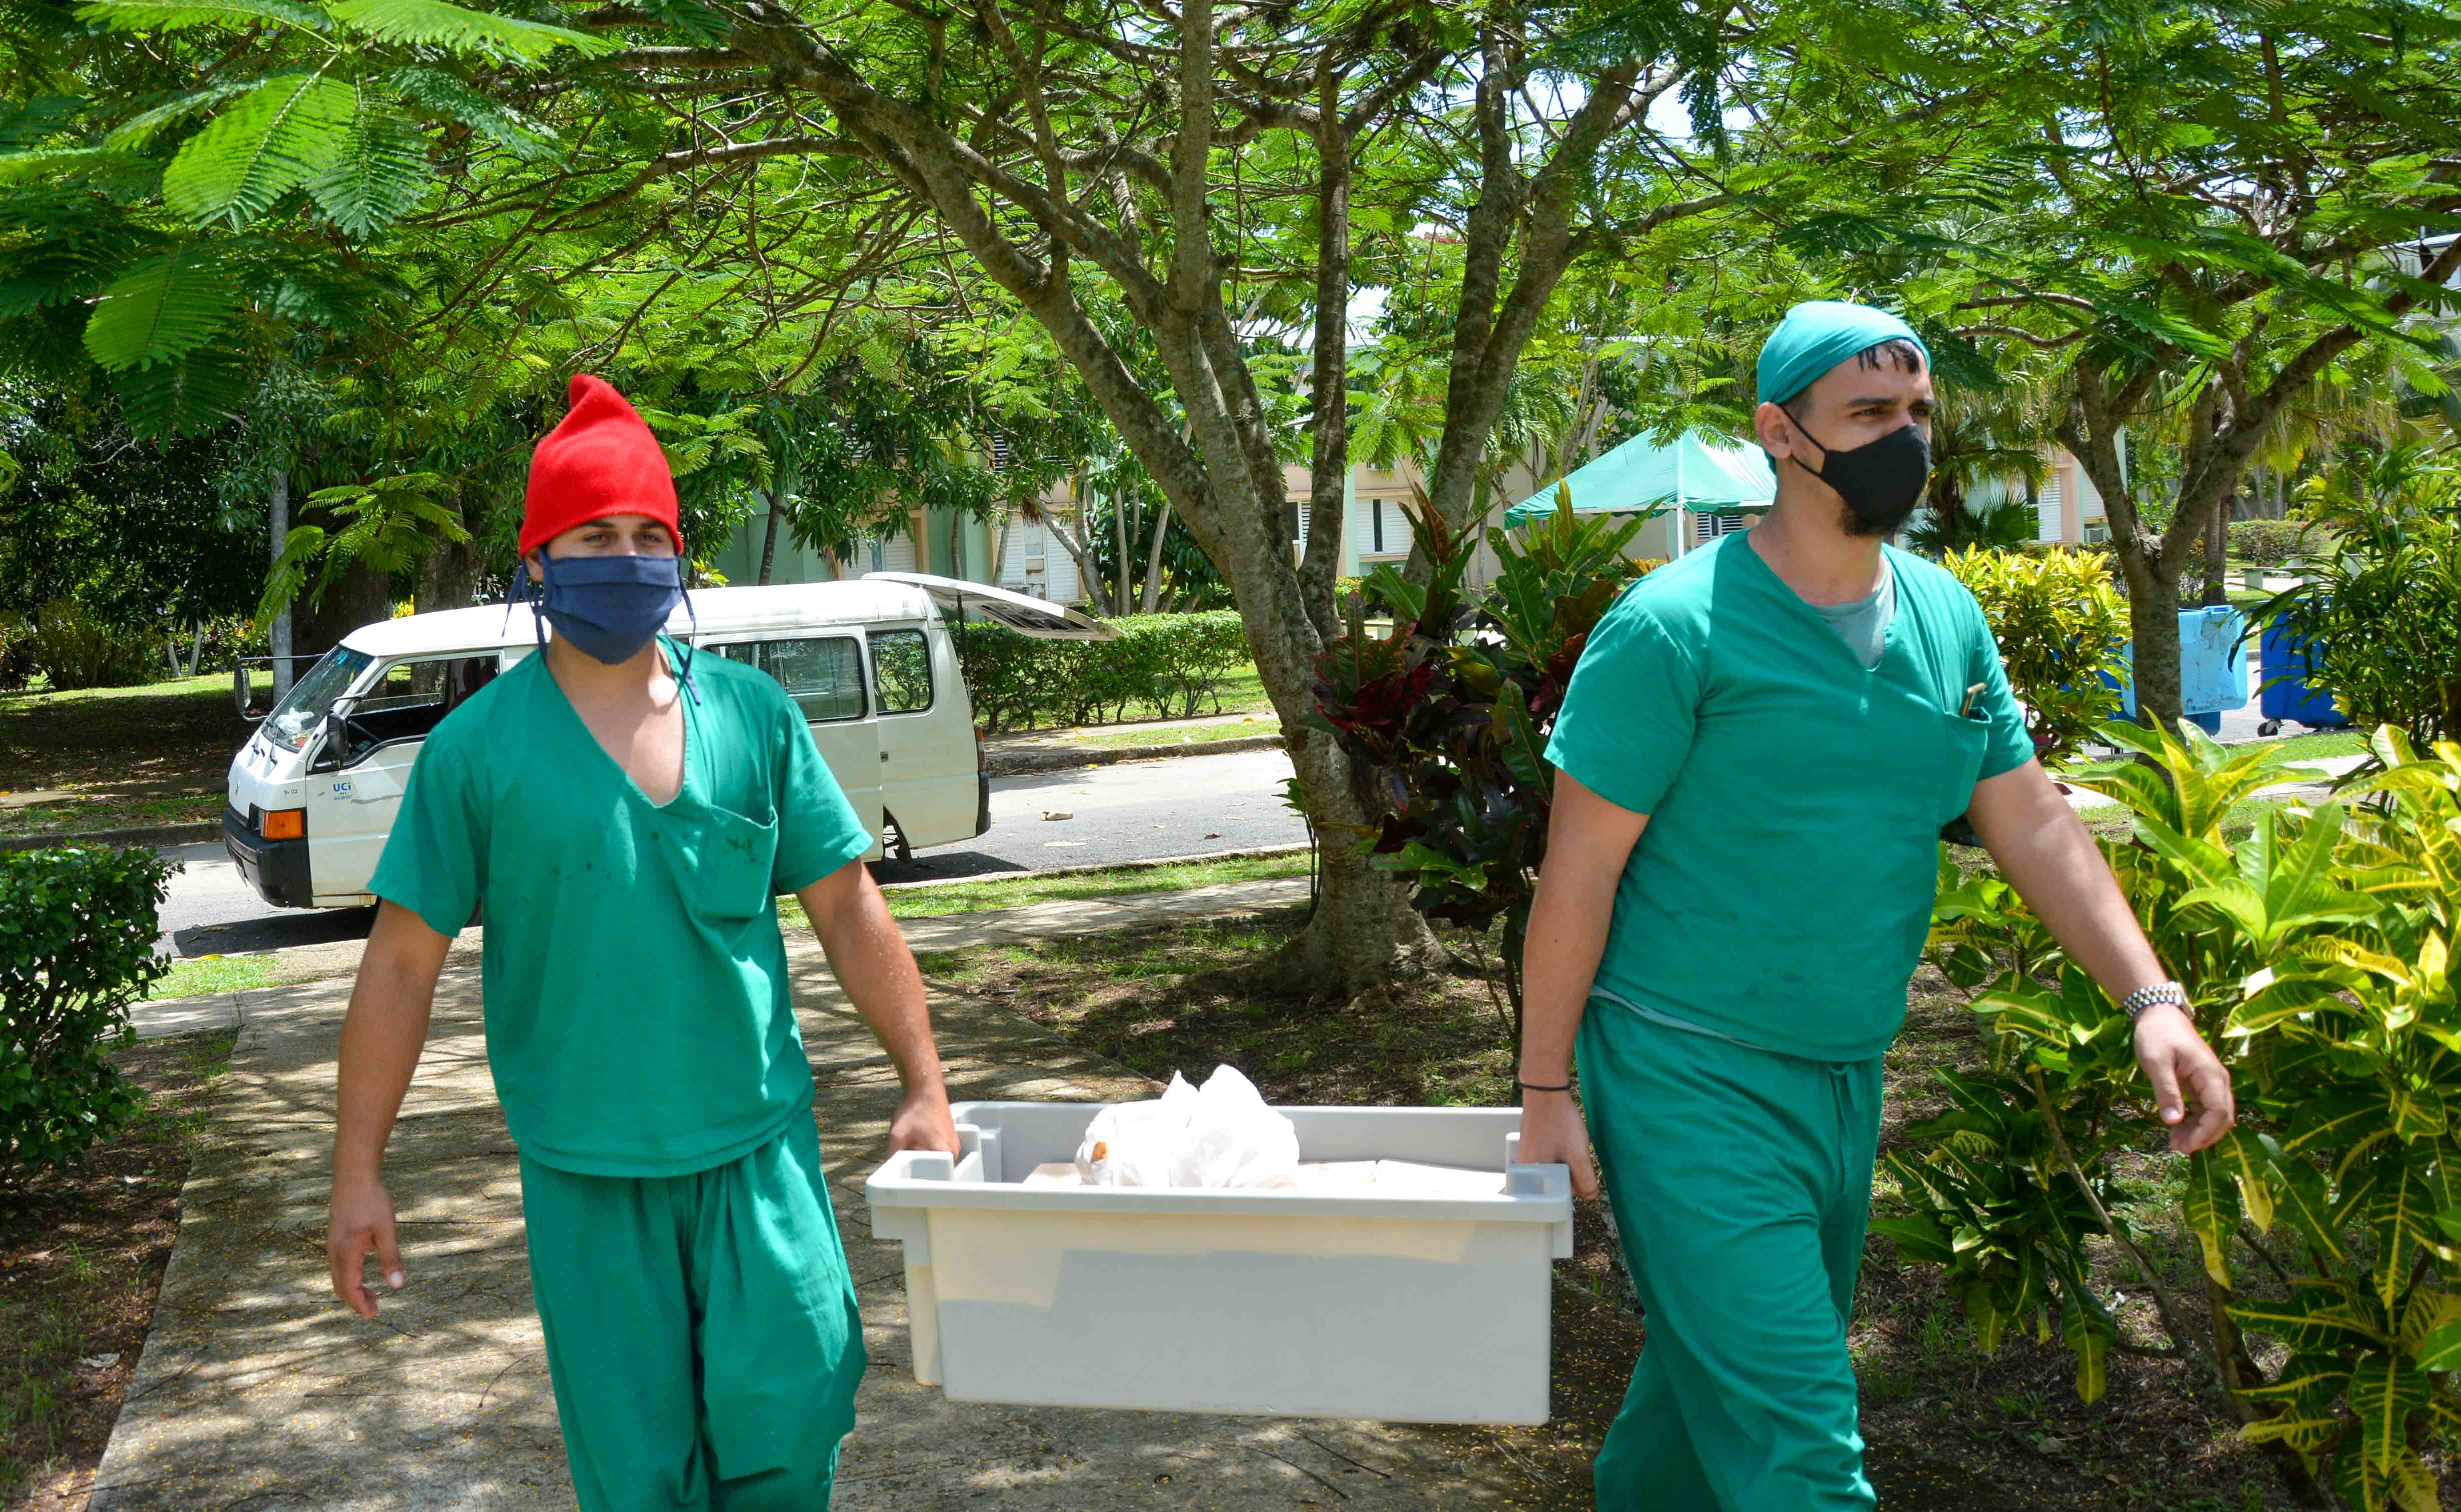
[952,610,1253,732]
[2,846,174,1180]
[2228,518,2314,566]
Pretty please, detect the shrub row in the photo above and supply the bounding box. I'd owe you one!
[952,610,1253,732]
[2227,518,2314,565]
[2,846,175,1181]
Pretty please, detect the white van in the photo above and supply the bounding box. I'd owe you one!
[223,573,1107,910]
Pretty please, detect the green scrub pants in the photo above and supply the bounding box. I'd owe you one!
[1576,1000,1884,1511]
[518,1111,865,1512]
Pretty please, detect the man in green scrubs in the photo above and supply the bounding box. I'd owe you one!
[325,374,960,1509]
[1515,302,2236,1509]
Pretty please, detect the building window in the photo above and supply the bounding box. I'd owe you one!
[1695,511,1749,543]
[1371,498,1385,554]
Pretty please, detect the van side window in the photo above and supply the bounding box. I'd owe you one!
[870,629,932,714]
[330,654,496,766]
[709,637,866,723]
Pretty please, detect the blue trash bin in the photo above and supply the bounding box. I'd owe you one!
[2257,619,2349,734]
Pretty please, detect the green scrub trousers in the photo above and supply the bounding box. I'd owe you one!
[518,1111,865,1511]
[1577,1000,1883,1511]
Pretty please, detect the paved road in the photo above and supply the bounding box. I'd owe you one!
[156,746,1306,958]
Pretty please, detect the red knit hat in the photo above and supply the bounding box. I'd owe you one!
[520,374,681,558]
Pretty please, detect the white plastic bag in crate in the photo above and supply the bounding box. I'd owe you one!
[1072,1066,1299,1188]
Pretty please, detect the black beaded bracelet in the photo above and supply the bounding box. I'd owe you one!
[1516,1079,1573,1094]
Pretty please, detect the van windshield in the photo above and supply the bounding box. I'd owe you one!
[262,647,374,752]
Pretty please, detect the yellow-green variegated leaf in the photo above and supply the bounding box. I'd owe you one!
[2241,1409,2346,1454]
[2297,936,2417,987]
[1969,984,2086,1047]
[2373,1160,2439,1313]
[2183,1149,2240,1287]
[2411,1318,2461,1373]
[2268,1153,2349,1262]
[2226,969,2349,1038]
[2349,1353,2430,1473]
[2058,1290,2112,1404]
[2388,1081,2448,1144]
[2229,1294,2388,1351]
[2386,1449,2438,1512]
[2235,1352,2352,1405]
[2212,1129,2275,1232]
[2397,1290,2461,1358]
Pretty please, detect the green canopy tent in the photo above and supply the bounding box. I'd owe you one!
[1501,429,1776,530]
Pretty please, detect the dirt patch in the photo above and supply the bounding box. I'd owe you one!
[0,1032,234,1508]
[0,681,248,839]
[920,910,2328,1510]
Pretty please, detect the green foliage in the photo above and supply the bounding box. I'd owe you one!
[950,611,1251,733]
[160,73,361,228]
[2270,448,2461,750]
[1941,546,2127,770]
[1896,721,2461,1505]
[2231,521,2315,569]
[24,599,160,688]
[1309,493,1658,1040]
[0,845,174,1178]
[1905,497,2040,558]
[0,623,35,691]
[261,472,470,619]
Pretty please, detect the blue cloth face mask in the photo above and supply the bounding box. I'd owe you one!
[527,551,685,665]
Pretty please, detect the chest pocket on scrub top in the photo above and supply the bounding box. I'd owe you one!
[677,801,781,922]
[1935,705,1994,829]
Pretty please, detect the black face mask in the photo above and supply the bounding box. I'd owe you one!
[1796,421,1931,536]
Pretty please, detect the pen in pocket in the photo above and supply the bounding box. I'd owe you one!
[1959,682,1986,720]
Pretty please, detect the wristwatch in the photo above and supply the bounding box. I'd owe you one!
[2119,980,2189,1023]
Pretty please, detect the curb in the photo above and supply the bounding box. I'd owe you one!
[983,732,1284,777]
[872,841,1311,893]
[2,820,221,853]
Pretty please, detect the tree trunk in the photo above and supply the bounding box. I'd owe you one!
[1140,501,1172,614]
[269,470,294,699]
[2124,553,2186,734]
[293,559,397,666]
[756,491,784,585]
[1113,488,1131,612]
[416,501,483,614]
[2202,488,2228,607]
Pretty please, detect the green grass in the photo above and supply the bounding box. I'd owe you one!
[778,849,1310,927]
[0,672,229,709]
[1067,716,1279,750]
[0,792,222,839]
[2265,729,2369,762]
[146,954,284,1002]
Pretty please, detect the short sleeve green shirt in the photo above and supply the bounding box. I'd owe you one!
[1545,536,2032,1060]
[369,637,873,1177]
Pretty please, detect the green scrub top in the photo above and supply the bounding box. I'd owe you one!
[1546,535,2032,1060]
[371,637,874,1177]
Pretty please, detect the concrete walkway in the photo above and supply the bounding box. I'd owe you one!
[96,877,1525,1509]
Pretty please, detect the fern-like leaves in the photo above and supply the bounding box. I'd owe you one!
[161,71,355,227]
[111,343,251,434]
[383,65,558,160]
[75,0,329,32]
[105,78,271,149]
[327,0,610,62]
[81,248,238,368]
[306,84,430,239]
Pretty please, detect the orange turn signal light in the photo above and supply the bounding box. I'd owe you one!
[260,808,305,841]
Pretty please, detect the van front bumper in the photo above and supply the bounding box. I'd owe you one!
[224,806,314,909]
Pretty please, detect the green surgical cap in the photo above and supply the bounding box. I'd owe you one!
[1755,301,1931,407]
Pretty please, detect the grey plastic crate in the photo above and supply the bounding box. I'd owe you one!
[865,1100,1574,1424]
